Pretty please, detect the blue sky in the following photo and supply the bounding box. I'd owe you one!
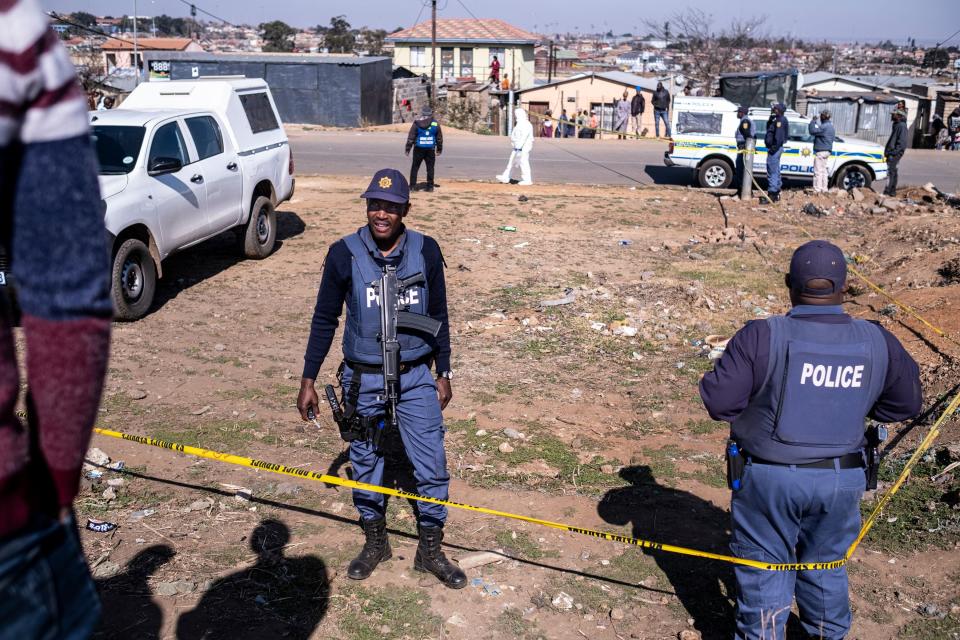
[45,0,960,45]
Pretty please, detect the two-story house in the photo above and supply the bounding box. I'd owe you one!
[386,18,539,90]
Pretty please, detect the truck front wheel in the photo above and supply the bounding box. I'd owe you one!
[111,238,156,321]
[243,196,277,259]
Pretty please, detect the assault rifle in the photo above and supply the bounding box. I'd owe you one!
[376,265,441,430]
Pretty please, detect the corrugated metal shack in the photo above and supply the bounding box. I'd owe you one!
[799,90,897,145]
[141,52,392,126]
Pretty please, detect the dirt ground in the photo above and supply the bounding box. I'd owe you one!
[75,175,960,640]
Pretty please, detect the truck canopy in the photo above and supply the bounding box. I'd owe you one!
[118,79,285,155]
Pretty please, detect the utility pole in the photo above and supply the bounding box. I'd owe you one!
[430,0,437,108]
[133,0,139,86]
[548,40,554,83]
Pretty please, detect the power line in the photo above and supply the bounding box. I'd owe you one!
[47,12,172,50]
[935,26,960,48]
[174,0,235,27]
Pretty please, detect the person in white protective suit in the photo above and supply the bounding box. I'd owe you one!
[496,107,534,185]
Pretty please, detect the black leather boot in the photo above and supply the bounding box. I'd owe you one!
[770,191,781,203]
[414,525,466,589]
[347,517,391,580]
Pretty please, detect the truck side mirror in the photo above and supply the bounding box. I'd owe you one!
[148,156,182,176]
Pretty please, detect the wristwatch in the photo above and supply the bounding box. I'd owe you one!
[437,370,453,380]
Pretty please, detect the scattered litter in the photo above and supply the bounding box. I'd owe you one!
[518,195,529,202]
[470,577,484,587]
[461,237,481,244]
[618,239,633,246]
[457,551,507,570]
[107,478,124,487]
[130,508,156,521]
[801,203,828,218]
[107,461,125,471]
[102,486,116,501]
[191,405,212,415]
[457,264,471,272]
[590,321,606,332]
[220,483,252,501]
[85,447,110,467]
[86,519,118,533]
[513,241,530,249]
[540,289,576,307]
[552,591,575,610]
[86,469,104,480]
[497,225,517,232]
[502,428,523,440]
[612,325,638,337]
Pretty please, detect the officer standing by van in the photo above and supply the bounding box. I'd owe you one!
[405,106,443,192]
[764,103,788,202]
[699,239,922,640]
[883,109,908,197]
[734,105,753,189]
[297,168,466,589]
[808,109,835,193]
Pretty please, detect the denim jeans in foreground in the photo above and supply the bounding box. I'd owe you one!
[0,516,100,640]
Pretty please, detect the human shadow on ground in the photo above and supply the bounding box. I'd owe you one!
[598,465,736,640]
[175,519,329,640]
[93,545,175,640]
[151,210,306,313]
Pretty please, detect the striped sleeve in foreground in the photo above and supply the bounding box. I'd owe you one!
[0,0,88,146]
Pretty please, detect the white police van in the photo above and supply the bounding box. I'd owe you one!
[663,96,888,190]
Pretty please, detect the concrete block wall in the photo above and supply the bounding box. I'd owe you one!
[393,77,430,124]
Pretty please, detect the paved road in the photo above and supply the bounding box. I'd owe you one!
[289,130,960,191]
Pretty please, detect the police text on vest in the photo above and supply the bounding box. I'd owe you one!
[366,287,420,308]
[799,363,864,388]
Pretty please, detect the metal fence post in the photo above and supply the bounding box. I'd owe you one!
[741,137,755,199]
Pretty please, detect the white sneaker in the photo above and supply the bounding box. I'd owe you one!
[496,174,510,184]
[518,180,533,186]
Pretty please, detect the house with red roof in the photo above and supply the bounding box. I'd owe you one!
[386,18,539,90]
[101,37,203,74]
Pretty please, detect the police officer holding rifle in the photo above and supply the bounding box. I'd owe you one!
[699,240,922,639]
[297,168,465,589]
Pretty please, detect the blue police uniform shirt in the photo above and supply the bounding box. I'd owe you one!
[341,226,433,365]
[764,114,788,153]
[415,122,438,149]
[700,305,923,464]
[302,226,451,379]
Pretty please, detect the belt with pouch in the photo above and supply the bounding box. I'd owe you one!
[744,451,864,470]
[344,354,434,376]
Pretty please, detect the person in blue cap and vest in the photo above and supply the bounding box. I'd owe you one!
[297,168,465,589]
[405,106,443,192]
[699,240,922,639]
[764,103,789,202]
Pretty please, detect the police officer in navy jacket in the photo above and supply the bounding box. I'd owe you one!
[699,240,922,639]
[297,168,465,589]
[405,106,443,192]
[764,103,789,202]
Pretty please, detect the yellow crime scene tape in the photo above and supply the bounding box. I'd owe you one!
[94,374,958,575]
[88,138,958,575]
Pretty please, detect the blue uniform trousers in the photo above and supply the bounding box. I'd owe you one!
[766,148,783,193]
[344,362,449,527]
[730,460,864,640]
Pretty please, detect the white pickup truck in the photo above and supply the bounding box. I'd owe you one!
[90,78,295,320]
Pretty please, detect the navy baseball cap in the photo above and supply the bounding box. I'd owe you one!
[789,240,847,296]
[361,168,409,204]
